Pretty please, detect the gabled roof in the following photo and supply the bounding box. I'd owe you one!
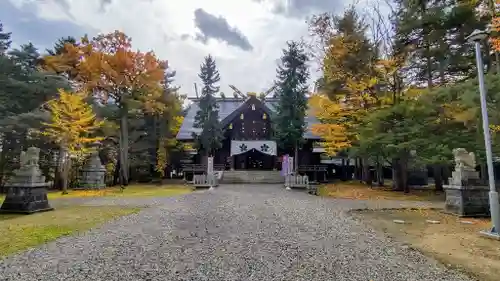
[176,96,320,140]
[219,96,274,128]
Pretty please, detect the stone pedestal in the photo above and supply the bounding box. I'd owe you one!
[0,147,53,214]
[444,168,490,217]
[77,151,106,189]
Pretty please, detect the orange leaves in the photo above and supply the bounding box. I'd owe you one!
[43,31,166,109]
[491,16,500,51]
[490,1,500,52]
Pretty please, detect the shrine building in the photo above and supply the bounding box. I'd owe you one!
[176,94,331,176]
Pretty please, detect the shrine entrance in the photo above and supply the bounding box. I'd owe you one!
[230,140,277,170]
[235,149,274,170]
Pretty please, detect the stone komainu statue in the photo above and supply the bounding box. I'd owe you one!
[452,148,476,170]
[19,147,40,168]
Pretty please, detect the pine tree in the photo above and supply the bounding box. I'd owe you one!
[155,66,184,176]
[273,41,309,170]
[394,0,485,85]
[192,55,223,157]
[8,43,41,71]
[46,36,77,56]
[0,23,11,55]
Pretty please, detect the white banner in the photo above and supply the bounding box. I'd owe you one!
[230,140,277,156]
[288,156,294,175]
[207,156,214,174]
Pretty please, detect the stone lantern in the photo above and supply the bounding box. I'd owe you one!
[0,147,54,213]
[78,141,106,189]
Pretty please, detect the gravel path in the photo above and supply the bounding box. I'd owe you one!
[0,184,472,281]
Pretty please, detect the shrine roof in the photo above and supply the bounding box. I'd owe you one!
[176,97,320,140]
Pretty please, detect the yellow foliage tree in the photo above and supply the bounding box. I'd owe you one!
[309,35,380,156]
[309,94,352,155]
[42,89,104,193]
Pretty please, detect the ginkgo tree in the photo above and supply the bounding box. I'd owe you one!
[308,8,381,183]
[43,31,167,186]
[41,89,104,193]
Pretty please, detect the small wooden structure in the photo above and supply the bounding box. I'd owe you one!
[298,165,327,182]
[182,164,225,181]
[285,175,309,189]
[193,174,219,188]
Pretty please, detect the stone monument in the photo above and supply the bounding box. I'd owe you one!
[444,148,490,217]
[77,146,106,190]
[0,147,54,214]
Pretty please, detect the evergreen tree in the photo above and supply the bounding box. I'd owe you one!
[0,23,11,55]
[9,43,41,71]
[273,41,309,170]
[192,55,223,157]
[154,66,184,176]
[394,0,486,86]
[46,36,77,56]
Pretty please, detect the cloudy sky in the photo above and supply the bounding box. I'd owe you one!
[2,0,360,98]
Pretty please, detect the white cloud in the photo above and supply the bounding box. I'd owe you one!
[7,0,321,97]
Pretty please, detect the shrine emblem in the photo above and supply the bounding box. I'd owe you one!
[260,144,269,152]
[239,143,248,152]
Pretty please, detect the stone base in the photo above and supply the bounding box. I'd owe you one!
[0,186,54,214]
[444,184,491,217]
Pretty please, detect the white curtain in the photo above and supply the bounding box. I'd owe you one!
[230,140,277,156]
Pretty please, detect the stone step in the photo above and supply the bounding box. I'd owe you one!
[221,170,284,184]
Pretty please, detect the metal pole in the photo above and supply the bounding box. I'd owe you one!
[474,41,500,233]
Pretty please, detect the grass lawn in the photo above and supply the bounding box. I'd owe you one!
[352,209,500,281]
[0,184,193,203]
[0,205,140,257]
[320,181,445,202]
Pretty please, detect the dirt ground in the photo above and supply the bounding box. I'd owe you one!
[352,209,500,281]
[321,181,445,202]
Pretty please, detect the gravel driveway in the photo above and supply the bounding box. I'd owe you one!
[0,184,472,281]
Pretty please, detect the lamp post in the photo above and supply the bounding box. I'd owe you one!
[466,29,500,237]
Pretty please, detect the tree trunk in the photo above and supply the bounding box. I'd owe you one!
[392,157,408,192]
[392,159,403,191]
[376,157,384,186]
[421,0,433,89]
[61,149,70,194]
[341,158,346,181]
[433,165,444,192]
[355,158,362,181]
[113,159,120,186]
[294,142,299,173]
[480,163,487,184]
[119,104,129,187]
[362,157,371,185]
[401,157,409,193]
[53,146,65,190]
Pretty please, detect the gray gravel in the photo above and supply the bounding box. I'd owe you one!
[0,184,473,281]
